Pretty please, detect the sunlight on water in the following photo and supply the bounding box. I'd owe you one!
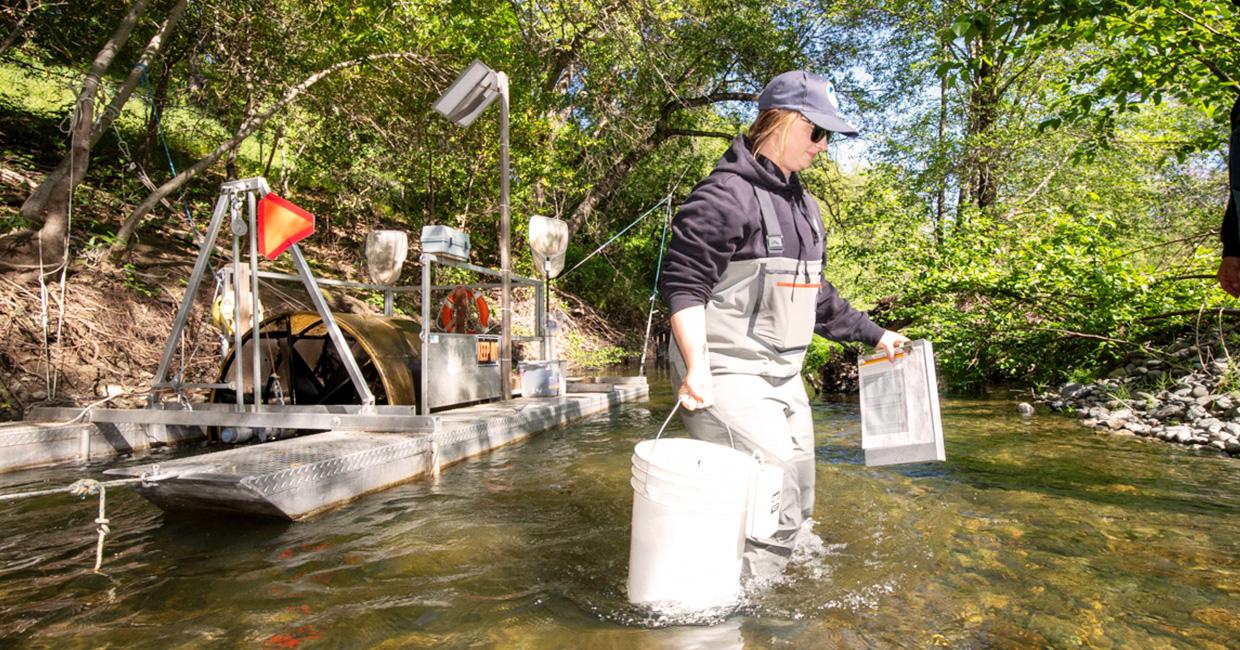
[1,370,1238,647]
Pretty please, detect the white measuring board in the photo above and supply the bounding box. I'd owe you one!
[857,339,945,467]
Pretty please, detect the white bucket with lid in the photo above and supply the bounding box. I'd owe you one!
[626,438,757,611]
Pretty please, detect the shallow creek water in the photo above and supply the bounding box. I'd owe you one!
[2,372,1238,648]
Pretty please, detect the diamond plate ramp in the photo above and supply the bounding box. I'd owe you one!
[110,431,433,519]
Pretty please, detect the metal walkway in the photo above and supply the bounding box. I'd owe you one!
[99,379,647,519]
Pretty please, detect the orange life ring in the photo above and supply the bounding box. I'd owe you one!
[437,286,490,333]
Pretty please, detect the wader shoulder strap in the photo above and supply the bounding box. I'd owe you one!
[803,193,822,241]
[753,187,783,254]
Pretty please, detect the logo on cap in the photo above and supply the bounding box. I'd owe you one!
[824,82,838,110]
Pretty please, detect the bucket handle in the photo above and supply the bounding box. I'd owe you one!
[639,402,745,500]
[650,402,736,450]
[638,403,680,498]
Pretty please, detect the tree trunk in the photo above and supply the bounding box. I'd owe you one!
[262,125,283,178]
[0,0,38,59]
[566,137,662,237]
[957,30,1002,217]
[969,64,999,212]
[18,0,152,269]
[934,32,950,244]
[112,51,433,254]
[934,63,948,243]
[225,69,256,180]
[17,0,189,274]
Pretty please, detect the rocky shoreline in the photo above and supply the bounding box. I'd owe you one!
[1035,345,1240,458]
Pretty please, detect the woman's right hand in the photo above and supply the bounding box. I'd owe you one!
[678,364,714,410]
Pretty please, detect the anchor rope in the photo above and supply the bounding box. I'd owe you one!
[0,476,149,502]
[43,80,86,401]
[138,63,200,243]
[638,194,673,374]
[559,195,670,279]
[0,475,152,572]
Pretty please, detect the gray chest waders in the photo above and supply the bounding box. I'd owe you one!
[670,185,825,581]
[669,186,824,379]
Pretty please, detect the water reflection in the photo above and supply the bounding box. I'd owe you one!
[1,375,1238,647]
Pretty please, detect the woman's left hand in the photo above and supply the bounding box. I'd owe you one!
[876,330,911,361]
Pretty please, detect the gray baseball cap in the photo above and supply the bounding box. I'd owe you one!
[757,70,859,137]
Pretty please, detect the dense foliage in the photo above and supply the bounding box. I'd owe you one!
[0,0,1235,390]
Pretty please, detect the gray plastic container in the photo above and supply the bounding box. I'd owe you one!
[420,225,471,261]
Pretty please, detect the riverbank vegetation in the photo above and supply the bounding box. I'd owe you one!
[0,1,1236,416]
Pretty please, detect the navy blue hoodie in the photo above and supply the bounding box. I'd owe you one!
[661,135,885,346]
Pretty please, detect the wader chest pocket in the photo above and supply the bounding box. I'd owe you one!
[750,266,819,352]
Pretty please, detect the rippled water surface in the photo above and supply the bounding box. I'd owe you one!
[2,372,1238,648]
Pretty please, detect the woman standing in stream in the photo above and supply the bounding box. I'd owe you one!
[661,70,909,582]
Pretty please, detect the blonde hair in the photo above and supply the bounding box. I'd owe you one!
[747,109,801,160]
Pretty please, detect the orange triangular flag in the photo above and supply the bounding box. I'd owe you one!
[256,193,315,259]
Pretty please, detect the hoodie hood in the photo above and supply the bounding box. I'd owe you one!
[714,135,800,195]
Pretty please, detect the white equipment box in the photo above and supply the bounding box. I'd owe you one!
[420,225,471,261]
[857,339,945,466]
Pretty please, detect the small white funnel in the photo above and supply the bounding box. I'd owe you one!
[532,250,566,278]
[529,216,568,278]
[529,215,569,256]
[366,230,408,285]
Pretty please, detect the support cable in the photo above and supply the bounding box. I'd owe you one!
[559,196,670,279]
[44,79,84,401]
[638,193,673,374]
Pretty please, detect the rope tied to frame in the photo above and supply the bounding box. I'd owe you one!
[67,479,110,573]
[0,475,153,573]
[638,194,674,373]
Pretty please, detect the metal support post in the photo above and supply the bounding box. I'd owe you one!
[151,192,231,396]
[247,190,262,410]
[498,72,512,400]
[153,177,376,415]
[535,275,545,360]
[230,195,245,412]
[420,253,432,416]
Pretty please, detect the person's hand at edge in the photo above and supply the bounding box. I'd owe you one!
[1218,257,1240,297]
[875,330,912,361]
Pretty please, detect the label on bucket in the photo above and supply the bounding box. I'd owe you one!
[746,463,783,539]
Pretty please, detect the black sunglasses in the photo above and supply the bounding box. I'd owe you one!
[800,115,830,143]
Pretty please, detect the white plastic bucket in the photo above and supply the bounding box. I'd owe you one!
[520,360,565,397]
[627,438,757,611]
